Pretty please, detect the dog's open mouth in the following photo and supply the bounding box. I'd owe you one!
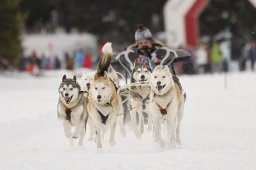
[64,95,73,103]
[139,79,148,84]
[157,85,166,91]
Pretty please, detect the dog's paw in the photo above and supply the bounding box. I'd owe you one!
[97,148,103,153]
[64,131,72,138]
[156,139,165,148]
[135,132,142,140]
[109,140,116,146]
[120,128,126,137]
[169,140,176,148]
[176,139,182,145]
[72,135,78,139]
[147,126,152,131]
[78,138,84,146]
[88,134,93,141]
[69,138,74,147]
[78,141,83,146]
[139,126,144,134]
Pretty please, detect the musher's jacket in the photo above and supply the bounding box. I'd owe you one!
[114,41,191,75]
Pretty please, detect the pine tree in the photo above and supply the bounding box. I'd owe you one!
[0,0,24,65]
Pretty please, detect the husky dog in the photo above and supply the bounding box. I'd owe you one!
[57,75,88,146]
[149,65,185,148]
[79,72,95,93]
[87,42,125,151]
[77,72,95,141]
[79,68,119,94]
[130,59,152,139]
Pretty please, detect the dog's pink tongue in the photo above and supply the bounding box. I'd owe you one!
[157,86,162,91]
[65,97,69,102]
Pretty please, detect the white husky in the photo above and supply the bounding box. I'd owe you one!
[150,65,185,148]
[79,72,94,93]
[87,42,126,151]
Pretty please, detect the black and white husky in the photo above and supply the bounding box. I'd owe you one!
[57,75,88,146]
[129,59,153,139]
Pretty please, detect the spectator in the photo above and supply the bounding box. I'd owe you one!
[64,52,74,70]
[211,42,223,73]
[75,49,84,68]
[248,41,256,71]
[83,51,93,68]
[196,44,208,74]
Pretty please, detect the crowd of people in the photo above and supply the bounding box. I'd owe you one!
[175,40,256,75]
[1,25,256,75]
[17,48,94,74]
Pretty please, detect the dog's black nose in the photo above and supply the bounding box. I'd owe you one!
[86,83,90,87]
[157,81,161,86]
[97,95,101,99]
[141,75,145,80]
[65,93,69,96]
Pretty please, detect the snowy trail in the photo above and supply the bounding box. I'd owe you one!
[0,71,256,170]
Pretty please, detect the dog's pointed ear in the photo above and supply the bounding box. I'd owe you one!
[153,65,161,71]
[94,74,99,80]
[143,58,150,66]
[108,66,113,74]
[103,71,111,83]
[164,65,169,71]
[134,58,139,66]
[62,75,67,82]
[103,71,109,79]
[143,58,152,69]
[73,76,76,82]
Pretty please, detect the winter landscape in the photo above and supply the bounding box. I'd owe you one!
[0,70,255,170]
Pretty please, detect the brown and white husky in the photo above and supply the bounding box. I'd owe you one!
[87,42,126,151]
[149,65,186,148]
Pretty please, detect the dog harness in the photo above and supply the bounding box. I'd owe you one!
[60,94,86,122]
[153,88,173,116]
[155,100,172,115]
[138,94,150,109]
[96,103,112,124]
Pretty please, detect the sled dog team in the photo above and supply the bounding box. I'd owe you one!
[57,42,186,151]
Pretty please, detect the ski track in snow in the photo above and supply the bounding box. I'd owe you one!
[0,71,256,170]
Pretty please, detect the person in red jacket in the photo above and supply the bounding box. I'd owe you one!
[83,51,93,68]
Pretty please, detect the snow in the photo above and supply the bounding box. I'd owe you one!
[0,70,256,170]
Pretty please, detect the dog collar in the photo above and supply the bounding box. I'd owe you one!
[155,98,173,116]
[153,87,173,115]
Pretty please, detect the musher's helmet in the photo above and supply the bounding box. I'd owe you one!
[135,24,153,41]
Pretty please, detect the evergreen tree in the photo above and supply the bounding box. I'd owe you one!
[200,0,256,41]
[0,0,24,65]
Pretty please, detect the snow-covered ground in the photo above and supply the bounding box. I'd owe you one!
[0,70,255,170]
